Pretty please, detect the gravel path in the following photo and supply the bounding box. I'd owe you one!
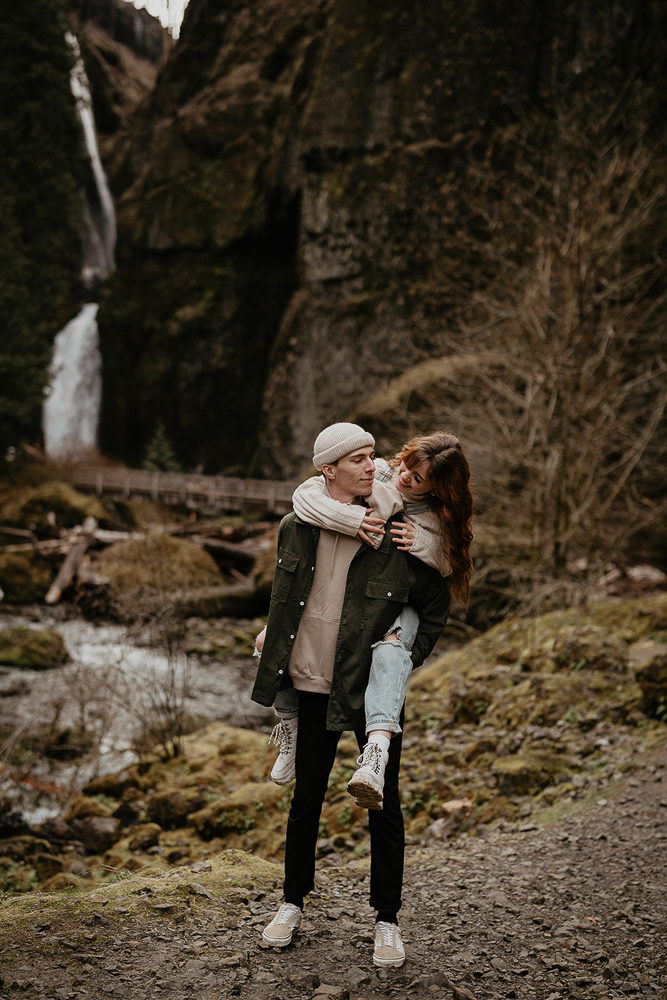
[1,747,665,999]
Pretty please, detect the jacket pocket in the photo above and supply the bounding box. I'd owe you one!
[271,547,300,603]
[360,579,410,629]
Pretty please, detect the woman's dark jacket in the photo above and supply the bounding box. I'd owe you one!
[251,512,451,731]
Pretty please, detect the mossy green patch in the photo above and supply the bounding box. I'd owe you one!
[0,482,109,531]
[0,849,280,944]
[0,626,68,669]
[93,533,223,594]
[0,550,53,603]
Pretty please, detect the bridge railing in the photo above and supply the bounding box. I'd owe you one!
[71,466,298,515]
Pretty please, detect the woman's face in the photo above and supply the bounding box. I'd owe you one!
[396,458,432,496]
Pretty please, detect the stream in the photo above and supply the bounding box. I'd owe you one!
[0,609,273,826]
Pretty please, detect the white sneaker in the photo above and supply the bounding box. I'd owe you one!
[347,740,388,810]
[261,903,302,946]
[269,718,298,785]
[373,921,405,967]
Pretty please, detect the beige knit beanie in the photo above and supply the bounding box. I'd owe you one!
[312,422,375,471]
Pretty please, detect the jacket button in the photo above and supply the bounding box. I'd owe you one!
[278,558,282,563]
[387,591,392,596]
[311,566,314,571]
[300,601,305,606]
[290,634,295,639]
[278,669,283,675]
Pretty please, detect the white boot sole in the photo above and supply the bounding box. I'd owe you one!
[347,773,383,810]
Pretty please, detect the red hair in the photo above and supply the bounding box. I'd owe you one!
[392,432,474,606]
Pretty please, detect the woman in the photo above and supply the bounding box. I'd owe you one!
[258,431,473,808]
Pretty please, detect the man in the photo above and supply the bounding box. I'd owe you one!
[251,422,450,967]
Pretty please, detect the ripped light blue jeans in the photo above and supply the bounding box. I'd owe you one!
[274,606,419,735]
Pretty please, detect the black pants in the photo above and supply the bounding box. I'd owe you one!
[283,690,404,913]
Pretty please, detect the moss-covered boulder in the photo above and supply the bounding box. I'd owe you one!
[552,625,629,673]
[635,653,667,720]
[0,482,108,531]
[93,533,224,594]
[0,626,68,669]
[0,551,53,603]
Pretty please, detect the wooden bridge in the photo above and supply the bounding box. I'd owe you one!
[71,466,298,516]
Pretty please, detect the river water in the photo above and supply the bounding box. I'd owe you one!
[0,611,273,825]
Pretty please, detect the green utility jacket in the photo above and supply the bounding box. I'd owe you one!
[251,512,451,731]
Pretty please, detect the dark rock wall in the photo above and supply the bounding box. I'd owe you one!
[97,0,667,477]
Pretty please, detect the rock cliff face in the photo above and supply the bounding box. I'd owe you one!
[98,0,667,476]
[71,0,170,157]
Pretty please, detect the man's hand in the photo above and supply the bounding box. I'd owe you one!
[356,510,386,546]
[255,626,266,653]
[390,522,416,551]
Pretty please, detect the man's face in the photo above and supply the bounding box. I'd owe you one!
[323,446,376,501]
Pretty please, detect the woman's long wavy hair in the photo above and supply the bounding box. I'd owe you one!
[391,431,474,606]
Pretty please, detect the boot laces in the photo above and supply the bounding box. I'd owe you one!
[269,721,294,756]
[356,741,383,774]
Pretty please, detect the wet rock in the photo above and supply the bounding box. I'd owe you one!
[552,624,628,673]
[83,766,144,798]
[64,794,114,823]
[112,796,146,826]
[128,823,161,851]
[0,811,33,839]
[0,836,53,861]
[0,627,68,669]
[146,789,207,829]
[448,676,492,723]
[38,818,74,843]
[635,653,667,719]
[103,849,145,872]
[33,853,65,881]
[70,816,120,854]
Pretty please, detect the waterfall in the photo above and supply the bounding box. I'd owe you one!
[67,31,116,283]
[43,304,102,457]
[43,34,116,459]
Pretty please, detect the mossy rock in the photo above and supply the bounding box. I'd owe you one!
[93,533,224,594]
[145,788,208,830]
[0,551,53,603]
[0,482,109,530]
[0,626,68,669]
[189,781,287,840]
[552,624,628,673]
[635,653,667,719]
[492,749,575,795]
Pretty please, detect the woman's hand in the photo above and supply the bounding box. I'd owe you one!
[390,522,417,551]
[356,510,386,546]
[255,626,267,653]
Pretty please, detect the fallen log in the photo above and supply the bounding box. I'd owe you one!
[188,535,265,567]
[45,517,98,604]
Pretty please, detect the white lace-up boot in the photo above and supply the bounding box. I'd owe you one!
[268,718,298,785]
[373,921,405,967]
[347,739,388,810]
[262,903,302,946]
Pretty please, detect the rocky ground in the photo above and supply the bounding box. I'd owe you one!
[0,743,665,1000]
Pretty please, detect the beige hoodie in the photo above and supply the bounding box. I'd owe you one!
[288,480,403,694]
